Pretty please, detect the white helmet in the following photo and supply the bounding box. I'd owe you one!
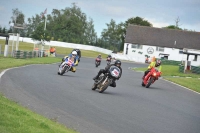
[72,51,77,55]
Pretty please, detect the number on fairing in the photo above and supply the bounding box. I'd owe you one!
[68,60,73,65]
[112,69,119,76]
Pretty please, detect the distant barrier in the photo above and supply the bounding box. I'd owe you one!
[179,64,200,74]
[191,66,200,74]
[179,65,184,73]
[13,50,49,59]
[160,59,181,65]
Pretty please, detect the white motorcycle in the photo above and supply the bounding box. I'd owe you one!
[58,58,74,75]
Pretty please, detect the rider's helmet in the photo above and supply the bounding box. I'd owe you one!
[99,54,101,56]
[72,51,77,57]
[115,60,121,67]
[155,59,161,67]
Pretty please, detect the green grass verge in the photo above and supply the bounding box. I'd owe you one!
[0,94,77,133]
[164,77,200,93]
[133,65,200,93]
[0,56,61,72]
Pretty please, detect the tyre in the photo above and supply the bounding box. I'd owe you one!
[60,66,68,75]
[146,77,154,88]
[141,82,145,87]
[99,80,110,93]
[92,83,97,90]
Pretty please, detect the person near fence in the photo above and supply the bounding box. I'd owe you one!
[50,47,56,55]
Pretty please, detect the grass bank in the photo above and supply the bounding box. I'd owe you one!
[133,65,200,93]
[0,94,77,133]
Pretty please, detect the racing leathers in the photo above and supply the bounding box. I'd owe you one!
[93,64,122,87]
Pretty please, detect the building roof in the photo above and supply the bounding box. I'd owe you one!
[125,24,200,50]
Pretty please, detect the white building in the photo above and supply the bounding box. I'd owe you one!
[124,25,200,66]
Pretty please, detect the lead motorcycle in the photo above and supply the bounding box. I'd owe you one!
[91,66,121,93]
[58,58,74,75]
[142,67,161,88]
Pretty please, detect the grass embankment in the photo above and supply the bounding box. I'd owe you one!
[0,39,110,133]
[0,56,61,72]
[0,93,77,133]
[134,65,200,93]
[0,57,80,133]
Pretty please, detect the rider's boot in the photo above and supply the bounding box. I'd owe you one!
[93,74,100,80]
[93,75,98,80]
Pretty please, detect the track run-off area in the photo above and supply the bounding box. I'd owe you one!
[0,57,200,133]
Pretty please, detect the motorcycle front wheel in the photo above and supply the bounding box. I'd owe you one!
[60,66,68,75]
[99,80,110,93]
[146,77,154,88]
[92,83,97,90]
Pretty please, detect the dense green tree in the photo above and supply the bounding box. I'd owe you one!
[101,19,122,51]
[85,18,97,45]
[125,16,152,27]
[27,14,43,37]
[2,27,6,33]
[163,25,182,30]
[31,23,51,42]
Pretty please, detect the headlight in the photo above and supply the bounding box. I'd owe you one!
[153,72,157,76]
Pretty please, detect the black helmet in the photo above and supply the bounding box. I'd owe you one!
[115,60,121,67]
[155,59,161,67]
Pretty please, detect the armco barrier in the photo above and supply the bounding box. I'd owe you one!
[13,50,39,59]
[161,59,181,65]
[191,66,200,74]
[179,65,184,73]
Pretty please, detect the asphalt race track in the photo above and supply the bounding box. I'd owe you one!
[0,57,200,133]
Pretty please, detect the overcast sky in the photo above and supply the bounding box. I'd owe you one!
[0,0,200,37]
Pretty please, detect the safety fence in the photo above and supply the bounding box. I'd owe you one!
[191,66,200,74]
[13,50,48,59]
[179,65,200,74]
[179,65,184,73]
[160,59,181,66]
[160,59,200,74]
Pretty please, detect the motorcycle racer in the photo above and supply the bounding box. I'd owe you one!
[93,60,122,87]
[59,51,78,72]
[142,56,162,79]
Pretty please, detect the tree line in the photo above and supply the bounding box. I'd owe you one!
[0,3,195,52]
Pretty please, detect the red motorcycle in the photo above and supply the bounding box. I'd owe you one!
[95,58,101,67]
[142,67,161,88]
